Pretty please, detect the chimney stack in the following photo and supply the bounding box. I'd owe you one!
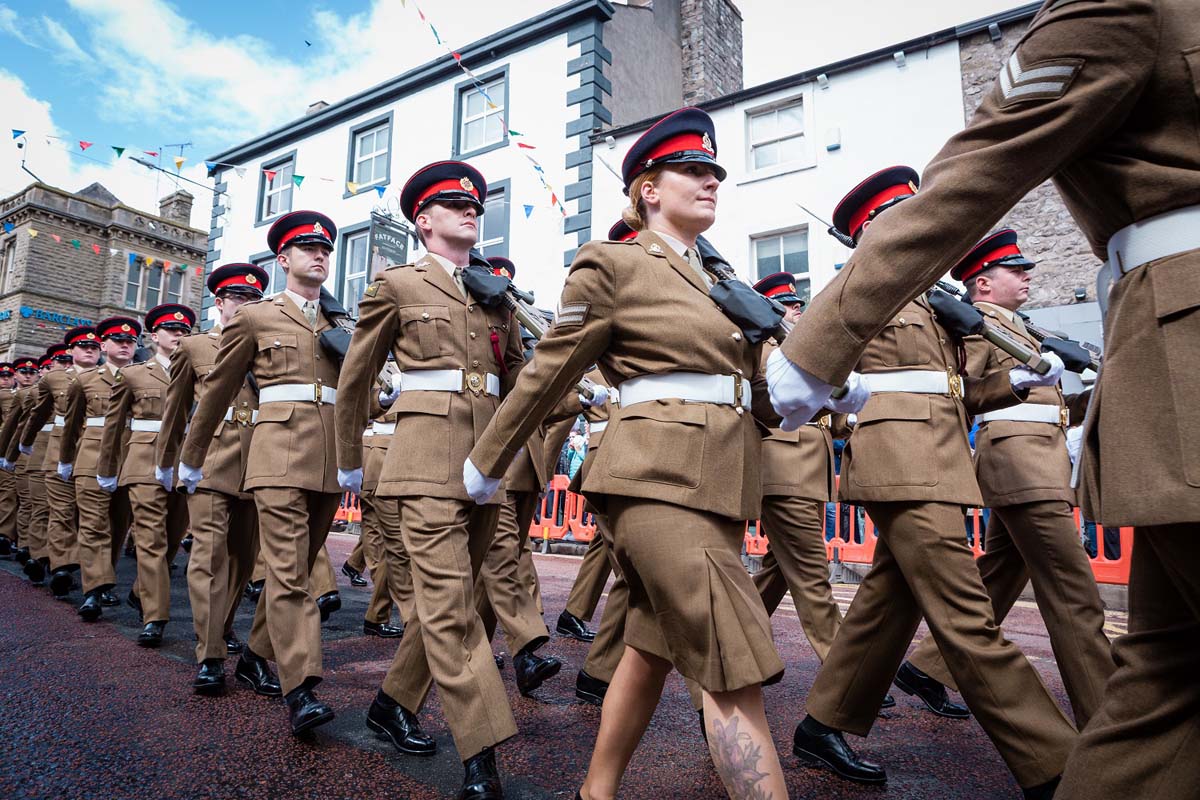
[158,189,194,226]
[680,0,744,105]
[306,100,330,116]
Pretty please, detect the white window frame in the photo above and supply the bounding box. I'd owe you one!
[257,156,295,223]
[751,226,812,303]
[340,229,371,318]
[741,89,817,183]
[454,68,509,158]
[1,242,15,294]
[475,183,509,258]
[351,121,390,188]
[125,259,187,311]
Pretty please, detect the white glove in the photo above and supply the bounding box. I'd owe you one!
[155,465,174,493]
[57,462,73,482]
[178,462,203,494]
[0,458,11,472]
[97,475,118,493]
[767,348,836,431]
[580,385,609,409]
[1009,352,1065,391]
[18,443,32,456]
[338,467,363,495]
[378,382,401,408]
[823,371,870,414]
[463,458,501,505]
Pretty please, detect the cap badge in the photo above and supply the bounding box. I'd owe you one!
[87,333,96,340]
[173,311,184,320]
[246,274,258,284]
[908,181,918,193]
[701,132,714,154]
[460,177,475,192]
[120,324,131,332]
[649,243,663,254]
[788,284,796,293]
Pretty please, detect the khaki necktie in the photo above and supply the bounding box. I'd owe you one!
[452,266,468,300]
[683,248,712,288]
[302,300,318,328]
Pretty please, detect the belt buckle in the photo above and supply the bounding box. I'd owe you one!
[732,374,744,407]
[235,408,252,425]
[947,369,964,400]
[465,371,484,395]
[817,413,831,429]
[1059,406,1069,427]
[313,382,323,403]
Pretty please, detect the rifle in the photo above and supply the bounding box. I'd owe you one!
[1015,312,1101,373]
[929,282,1050,374]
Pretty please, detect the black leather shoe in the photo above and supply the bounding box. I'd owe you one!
[99,589,119,607]
[894,661,971,719]
[556,610,596,642]
[224,632,243,654]
[880,693,896,709]
[138,621,166,648]
[1023,776,1060,799]
[244,579,264,603]
[50,568,74,598]
[317,591,341,622]
[458,746,503,800]
[0,535,13,557]
[78,593,102,622]
[285,685,335,735]
[193,659,226,695]
[364,620,404,638]
[494,654,505,670]
[341,561,368,587]
[126,589,143,619]
[14,546,30,565]
[24,557,46,584]
[575,670,608,706]
[513,648,562,696]
[366,691,437,756]
[181,535,193,553]
[793,717,886,785]
[235,650,282,697]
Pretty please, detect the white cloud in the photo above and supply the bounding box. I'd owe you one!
[0,4,38,48]
[41,17,92,65]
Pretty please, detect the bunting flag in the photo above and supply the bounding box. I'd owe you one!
[92,243,101,255]
[144,257,154,267]
[79,141,93,151]
[144,150,158,157]
[374,185,386,198]
[523,204,534,219]
[234,167,247,178]
[111,146,125,158]
[110,248,119,256]
[52,234,61,243]
[451,51,462,61]
[347,181,359,194]
[70,239,81,249]
[293,175,304,188]
[2,222,12,233]
[204,161,217,173]
[27,228,37,237]
[11,130,25,139]
[263,169,277,182]
[173,156,185,170]
[517,142,535,150]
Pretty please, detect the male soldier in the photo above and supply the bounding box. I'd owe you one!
[155,264,267,695]
[0,357,43,569]
[768,4,1200,796]
[775,167,1076,797]
[23,329,102,599]
[0,363,17,557]
[5,350,61,584]
[98,304,194,646]
[901,231,1114,727]
[61,318,137,620]
[177,210,343,735]
[335,161,524,799]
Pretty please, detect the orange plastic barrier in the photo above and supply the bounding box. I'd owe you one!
[532,475,570,544]
[334,492,361,524]
[566,491,597,543]
[963,507,1132,585]
[824,502,878,564]
[744,520,769,557]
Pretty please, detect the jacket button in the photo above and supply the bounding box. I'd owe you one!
[421,312,430,320]
[734,368,743,376]
[273,340,281,346]
[469,331,476,339]
[472,360,480,367]
[468,306,475,313]
[898,317,906,324]
[735,407,745,415]
[731,332,742,341]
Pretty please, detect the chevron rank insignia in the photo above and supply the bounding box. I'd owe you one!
[555,302,590,329]
[997,51,1082,107]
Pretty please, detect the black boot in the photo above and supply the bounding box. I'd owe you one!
[0,535,13,557]
[1023,776,1060,799]
[285,684,335,735]
[793,715,886,785]
[458,746,503,800]
[366,690,436,756]
[14,546,30,565]
[494,654,505,670]
[317,591,341,622]
[180,534,193,553]
[363,620,404,638]
[24,557,46,585]
[234,649,282,697]
[574,669,608,707]
[224,632,244,654]
[341,561,368,587]
[126,589,143,619]
[555,610,596,642]
[49,568,74,598]
[244,579,264,603]
[78,592,102,622]
[513,646,561,696]
[893,661,970,719]
[193,659,226,696]
[138,621,166,648]
[98,589,119,607]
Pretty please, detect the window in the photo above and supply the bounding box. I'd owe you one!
[253,253,285,296]
[125,258,187,311]
[475,180,510,258]
[256,154,295,223]
[2,242,15,293]
[748,100,806,171]
[753,228,810,303]
[341,230,370,318]
[348,119,391,188]
[454,69,508,157]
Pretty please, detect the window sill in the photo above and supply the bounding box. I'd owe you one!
[736,161,816,187]
[343,178,390,200]
[454,138,509,160]
[254,213,289,229]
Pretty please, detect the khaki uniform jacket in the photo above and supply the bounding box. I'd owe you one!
[99,360,170,486]
[568,368,612,495]
[180,295,341,493]
[0,386,38,464]
[760,341,836,502]
[0,389,17,436]
[334,254,524,503]
[157,331,258,497]
[20,368,79,470]
[969,304,1093,507]
[506,386,583,494]
[59,366,124,478]
[840,295,1025,506]
[470,231,772,521]
[780,0,1200,526]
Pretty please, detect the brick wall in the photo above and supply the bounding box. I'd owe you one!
[959,26,1099,309]
[681,0,744,105]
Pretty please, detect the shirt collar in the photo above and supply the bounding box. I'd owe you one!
[649,230,691,258]
[104,361,120,376]
[427,251,466,277]
[975,301,1016,322]
[155,352,171,370]
[283,288,318,311]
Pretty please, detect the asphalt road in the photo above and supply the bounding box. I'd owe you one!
[0,531,1126,799]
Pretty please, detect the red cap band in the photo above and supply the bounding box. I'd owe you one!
[642,132,711,169]
[68,331,99,345]
[848,184,914,239]
[215,274,264,293]
[764,284,795,298]
[415,178,481,217]
[960,243,1023,282]
[278,223,330,250]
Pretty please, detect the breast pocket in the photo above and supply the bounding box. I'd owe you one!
[399,306,453,361]
[132,388,163,418]
[877,313,933,367]
[256,334,299,379]
[1150,252,1200,486]
[388,390,451,484]
[607,402,707,488]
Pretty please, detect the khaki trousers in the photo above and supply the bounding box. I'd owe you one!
[25,470,50,560]
[346,533,367,573]
[126,483,189,623]
[249,544,338,598]
[45,473,79,571]
[565,533,612,621]
[14,460,30,544]
[249,488,341,695]
[360,494,394,624]
[808,501,1077,788]
[519,532,543,615]
[76,478,130,593]
[582,516,628,683]
[909,501,1114,727]
[1058,524,1200,800]
[0,467,17,539]
[381,496,516,760]
[187,489,258,663]
[364,492,415,624]
[476,491,550,654]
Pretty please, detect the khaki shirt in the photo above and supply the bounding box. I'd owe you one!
[99,360,171,486]
[59,366,124,478]
[20,368,79,470]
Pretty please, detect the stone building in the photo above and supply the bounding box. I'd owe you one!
[0,182,206,359]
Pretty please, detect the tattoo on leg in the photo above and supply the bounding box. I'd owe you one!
[709,714,774,800]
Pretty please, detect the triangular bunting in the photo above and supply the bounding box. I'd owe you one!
[508,129,523,137]
[112,146,125,158]
[79,141,93,151]
[234,167,247,178]
[2,222,12,233]
[144,150,158,157]
[70,239,81,249]
[92,243,101,255]
[293,175,304,187]
[144,257,154,267]
[451,52,462,61]
[347,181,359,194]
[523,204,534,219]
[264,169,277,181]
[173,156,185,170]
[110,248,120,256]
[375,186,386,198]
[27,228,38,237]
[52,234,61,243]
[204,161,217,173]
[517,142,535,150]
[11,130,26,140]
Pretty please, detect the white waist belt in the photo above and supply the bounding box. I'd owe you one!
[589,420,607,433]
[618,372,751,409]
[862,370,951,395]
[223,407,259,424]
[1109,204,1200,277]
[979,403,1065,425]
[53,415,66,427]
[130,419,161,432]
[372,421,396,435]
[398,369,500,397]
[85,417,105,428]
[40,423,53,433]
[258,383,337,405]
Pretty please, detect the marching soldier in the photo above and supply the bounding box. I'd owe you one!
[6,350,60,584]
[177,210,343,735]
[773,167,1076,797]
[155,263,267,695]
[903,231,1114,727]
[1,357,42,569]
[61,317,137,620]
[0,363,17,557]
[335,161,523,799]
[98,304,194,647]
